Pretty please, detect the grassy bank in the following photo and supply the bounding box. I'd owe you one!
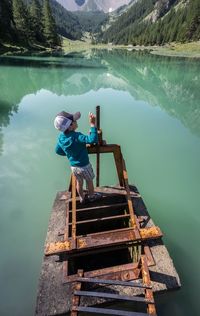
[1,38,199,59]
[151,42,200,58]
[62,38,200,58]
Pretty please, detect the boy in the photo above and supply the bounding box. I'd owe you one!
[54,110,101,203]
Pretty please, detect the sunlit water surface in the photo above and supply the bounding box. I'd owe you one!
[0,50,200,316]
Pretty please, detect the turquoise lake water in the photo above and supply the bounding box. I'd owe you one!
[0,50,200,316]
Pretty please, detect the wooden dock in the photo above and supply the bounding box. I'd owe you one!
[35,185,180,316]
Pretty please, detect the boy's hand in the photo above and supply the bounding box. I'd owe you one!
[89,112,96,127]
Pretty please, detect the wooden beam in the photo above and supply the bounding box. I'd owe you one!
[96,105,100,187]
[87,144,120,154]
[113,145,124,186]
[71,174,77,249]
[121,157,137,228]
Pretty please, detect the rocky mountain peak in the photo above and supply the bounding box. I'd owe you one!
[56,0,132,13]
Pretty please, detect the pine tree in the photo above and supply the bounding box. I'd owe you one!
[29,0,43,43]
[12,0,33,44]
[42,0,60,48]
[0,0,14,42]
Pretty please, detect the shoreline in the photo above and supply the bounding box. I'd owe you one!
[1,41,200,59]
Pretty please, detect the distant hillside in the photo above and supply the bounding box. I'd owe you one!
[74,11,108,34]
[102,0,200,45]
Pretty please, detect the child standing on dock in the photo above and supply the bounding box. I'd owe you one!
[54,110,101,203]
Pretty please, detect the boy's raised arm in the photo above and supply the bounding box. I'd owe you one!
[77,112,98,144]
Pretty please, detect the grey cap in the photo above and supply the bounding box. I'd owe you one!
[54,111,81,132]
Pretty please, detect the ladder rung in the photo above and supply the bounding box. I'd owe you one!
[72,306,152,316]
[69,214,130,225]
[74,290,154,304]
[69,202,128,212]
[74,277,152,289]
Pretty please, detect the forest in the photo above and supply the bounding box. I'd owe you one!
[0,0,61,49]
[102,0,200,45]
[0,0,199,51]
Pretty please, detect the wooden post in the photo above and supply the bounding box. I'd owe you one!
[71,174,77,249]
[113,145,124,186]
[122,157,137,228]
[96,105,100,187]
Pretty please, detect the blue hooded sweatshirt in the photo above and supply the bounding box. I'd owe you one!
[55,127,98,167]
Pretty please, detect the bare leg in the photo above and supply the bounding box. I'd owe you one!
[76,178,84,202]
[86,179,94,197]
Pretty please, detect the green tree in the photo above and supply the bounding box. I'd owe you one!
[29,0,43,43]
[42,0,60,47]
[12,0,33,44]
[0,0,13,41]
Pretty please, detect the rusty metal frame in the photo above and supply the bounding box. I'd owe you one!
[141,255,157,315]
[45,225,162,256]
[70,256,157,316]
[45,136,164,257]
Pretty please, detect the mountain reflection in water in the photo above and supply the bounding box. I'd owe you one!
[0,50,200,143]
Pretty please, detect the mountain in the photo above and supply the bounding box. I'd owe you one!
[102,0,200,45]
[55,0,132,13]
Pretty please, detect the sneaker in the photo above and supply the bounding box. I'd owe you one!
[88,192,102,202]
[79,194,89,205]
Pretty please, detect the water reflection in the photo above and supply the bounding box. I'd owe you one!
[0,50,200,155]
